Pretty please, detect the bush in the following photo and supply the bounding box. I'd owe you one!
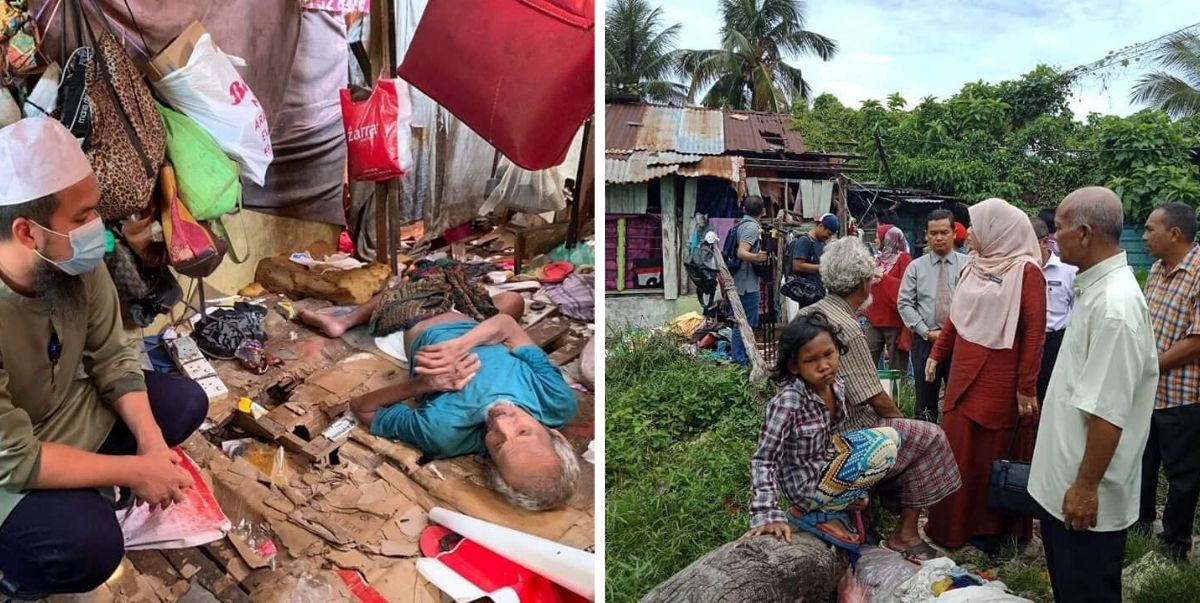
[605,332,766,602]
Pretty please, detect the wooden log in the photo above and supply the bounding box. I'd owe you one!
[709,241,769,384]
[640,535,847,603]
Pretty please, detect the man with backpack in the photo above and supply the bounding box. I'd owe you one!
[724,195,770,366]
[781,213,838,322]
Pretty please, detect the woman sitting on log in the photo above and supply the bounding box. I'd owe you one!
[744,311,960,561]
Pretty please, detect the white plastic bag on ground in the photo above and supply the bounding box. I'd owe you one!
[153,34,273,185]
[934,583,1031,602]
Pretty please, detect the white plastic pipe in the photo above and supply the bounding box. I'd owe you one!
[428,507,595,600]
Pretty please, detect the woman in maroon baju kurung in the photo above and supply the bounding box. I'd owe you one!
[923,218,1046,552]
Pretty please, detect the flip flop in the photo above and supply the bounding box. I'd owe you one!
[880,539,941,563]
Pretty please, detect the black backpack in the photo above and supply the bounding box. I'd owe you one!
[722,218,755,274]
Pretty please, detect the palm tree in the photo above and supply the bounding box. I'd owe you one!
[605,0,688,104]
[1131,31,1200,120]
[677,0,837,112]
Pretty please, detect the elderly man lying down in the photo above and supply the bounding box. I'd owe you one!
[346,291,581,511]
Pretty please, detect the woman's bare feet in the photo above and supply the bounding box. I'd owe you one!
[298,309,351,338]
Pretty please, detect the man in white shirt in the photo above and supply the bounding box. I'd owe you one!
[1031,217,1077,404]
[1029,187,1159,603]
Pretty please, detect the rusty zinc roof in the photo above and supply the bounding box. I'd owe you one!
[605,152,744,184]
[723,110,807,155]
[605,104,725,155]
[606,104,808,157]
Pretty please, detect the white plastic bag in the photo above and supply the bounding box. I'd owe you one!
[153,34,273,185]
[478,160,567,216]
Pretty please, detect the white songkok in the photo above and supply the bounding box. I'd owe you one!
[0,118,93,206]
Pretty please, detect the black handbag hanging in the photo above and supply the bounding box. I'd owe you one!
[986,419,1042,517]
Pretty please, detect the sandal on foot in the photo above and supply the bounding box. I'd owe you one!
[881,540,941,562]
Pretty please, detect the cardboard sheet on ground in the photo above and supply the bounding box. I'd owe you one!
[120,448,231,550]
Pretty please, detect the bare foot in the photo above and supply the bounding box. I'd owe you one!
[298,309,349,338]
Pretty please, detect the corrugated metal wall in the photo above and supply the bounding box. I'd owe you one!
[1120,226,1153,272]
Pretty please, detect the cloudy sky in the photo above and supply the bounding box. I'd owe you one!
[653,0,1200,118]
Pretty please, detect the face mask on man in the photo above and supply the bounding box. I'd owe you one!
[32,216,106,275]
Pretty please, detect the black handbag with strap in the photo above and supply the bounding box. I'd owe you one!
[781,276,826,307]
[987,420,1041,517]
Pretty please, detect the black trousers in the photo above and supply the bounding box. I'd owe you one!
[1139,403,1200,557]
[1040,508,1126,603]
[0,372,207,596]
[1037,329,1066,404]
[909,335,949,423]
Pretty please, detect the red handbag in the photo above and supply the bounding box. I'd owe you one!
[340,78,408,181]
[159,166,227,278]
[397,0,594,171]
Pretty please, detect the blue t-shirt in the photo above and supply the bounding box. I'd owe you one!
[369,321,578,458]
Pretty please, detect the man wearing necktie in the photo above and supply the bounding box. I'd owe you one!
[898,209,968,422]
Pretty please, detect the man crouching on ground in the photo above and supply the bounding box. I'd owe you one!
[0,119,208,599]
[348,293,581,511]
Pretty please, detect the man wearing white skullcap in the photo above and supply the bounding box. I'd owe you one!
[0,119,207,598]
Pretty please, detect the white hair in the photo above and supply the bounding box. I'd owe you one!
[819,237,875,297]
[487,431,581,511]
[1061,187,1123,242]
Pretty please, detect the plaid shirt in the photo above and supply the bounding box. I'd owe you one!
[748,378,847,528]
[1145,244,1200,409]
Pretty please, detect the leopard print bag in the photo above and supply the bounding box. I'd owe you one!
[85,31,165,220]
[62,0,164,220]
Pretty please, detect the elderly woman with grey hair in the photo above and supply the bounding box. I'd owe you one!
[792,237,961,560]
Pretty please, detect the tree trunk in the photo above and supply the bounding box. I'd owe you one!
[641,534,848,603]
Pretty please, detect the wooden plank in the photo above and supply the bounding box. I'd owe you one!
[388,181,403,273]
[548,332,589,367]
[201,539,255,585]
[513,222,569,273]
[567,118,593,249]
[525,315,571,350]
[126,549,184,586]
[161,547,249,603]
[681,174,698,296]
[661,177,679,300]
[375,182,390,270]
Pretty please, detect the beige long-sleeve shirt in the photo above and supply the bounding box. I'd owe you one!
[0,264,146,524]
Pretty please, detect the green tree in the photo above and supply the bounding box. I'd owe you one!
[1131,31,1200,120]
[605,0,687,103]
[678,0,837,111]
[1087,111,1200,221]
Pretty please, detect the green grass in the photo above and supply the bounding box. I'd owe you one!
[1131,564,1200,603]
[605,332,765,602]
[605,333,1187,603]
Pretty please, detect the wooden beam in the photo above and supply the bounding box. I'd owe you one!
[661,178,679,300]
[568,118,593,249]
[680,176,697,296]
[513,223,569,273]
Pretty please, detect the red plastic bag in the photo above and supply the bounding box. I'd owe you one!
[398,0,594,171]
[340,79,411,181]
